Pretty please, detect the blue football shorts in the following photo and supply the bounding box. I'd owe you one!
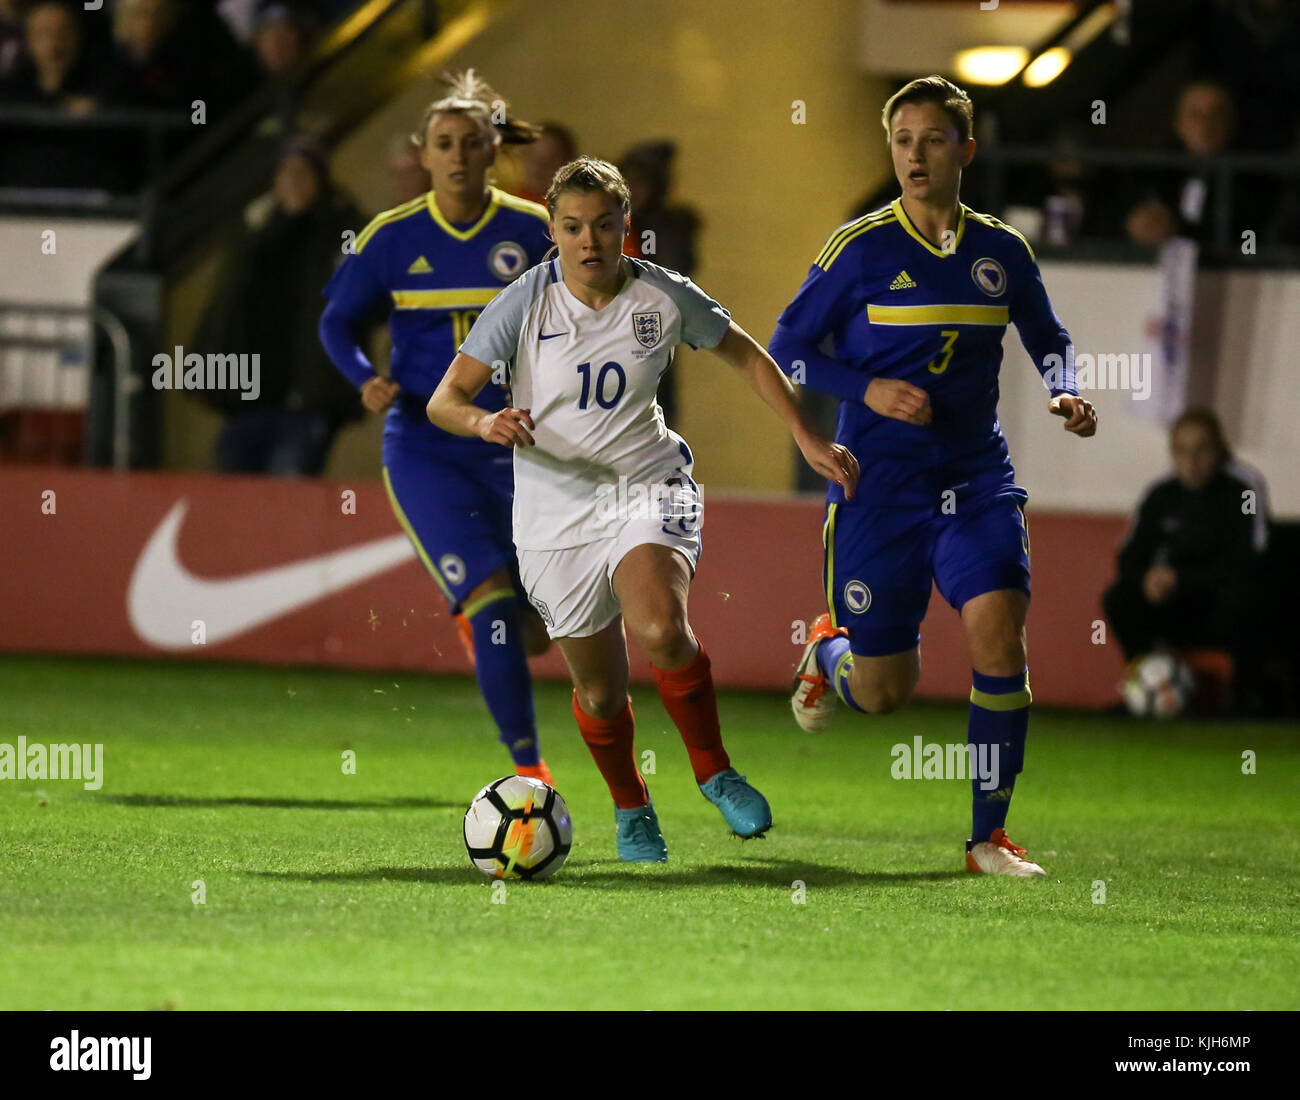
[823,489,1031,657]
[382,429,522,613]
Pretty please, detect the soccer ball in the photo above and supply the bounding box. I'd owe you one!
[1122,652,1195,718]
[463,775,572,880]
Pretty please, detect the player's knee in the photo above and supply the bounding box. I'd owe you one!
[630,615,692,664]
[847,665,916,714]
[971,631,1026,676]
[574,683,624,720]
[856,681,914,715]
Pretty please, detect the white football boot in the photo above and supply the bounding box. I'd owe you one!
[965,827,1047,876]
[791,613,848,733]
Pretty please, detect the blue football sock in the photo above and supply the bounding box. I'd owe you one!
[465,590,540,768]
[815,633,866,713]
[968,668,1030,842]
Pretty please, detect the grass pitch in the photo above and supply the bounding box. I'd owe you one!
[1,655,1296,1010]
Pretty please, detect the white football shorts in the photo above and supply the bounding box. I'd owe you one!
[516,493,702,640]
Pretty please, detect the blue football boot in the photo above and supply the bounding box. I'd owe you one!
[699,768,772,838]
[615,799,668,862]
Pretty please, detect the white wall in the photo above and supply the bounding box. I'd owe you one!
[0,218,138,411]
[0,218,137,306]
[1000,262,1300,518]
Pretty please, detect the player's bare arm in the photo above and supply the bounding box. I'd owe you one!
[712,322,860,500]
[428,352,535,447]
[1049,393,1098,437]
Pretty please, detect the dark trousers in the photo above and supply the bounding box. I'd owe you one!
[1103,574,1262,684]
[215,408,340,476]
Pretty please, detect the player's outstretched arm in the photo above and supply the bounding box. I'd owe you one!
[711,322,859,499]
[1006,242,1098,439]
[428,353,535,447]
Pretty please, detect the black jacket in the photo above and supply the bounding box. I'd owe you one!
[1116,462,1270,590]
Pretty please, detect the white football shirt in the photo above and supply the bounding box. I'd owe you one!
[459,256,731,550]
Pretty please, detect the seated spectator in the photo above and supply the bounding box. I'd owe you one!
[0,0,112,188]
[1124,81,1259,250]
[102,0,256,115]
[1192,0,1300,153]
[1006,125,1135,246]
[1,0,101,110]
[102,0,186,108]
[1102,408,1271,711]
[195,136,365,476]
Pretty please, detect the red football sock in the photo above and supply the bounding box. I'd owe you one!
[571,692,647,810]
[651,643,731,784]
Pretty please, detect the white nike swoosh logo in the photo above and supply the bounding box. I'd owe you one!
[127,500,415,649]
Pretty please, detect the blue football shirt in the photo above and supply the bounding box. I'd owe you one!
[777,198,1077,506]
[322,186,552,447]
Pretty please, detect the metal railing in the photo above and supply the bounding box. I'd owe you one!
[0,106,192,220]
[973,144,1300,261]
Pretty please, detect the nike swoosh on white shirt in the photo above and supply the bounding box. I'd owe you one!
[127,500,416,649]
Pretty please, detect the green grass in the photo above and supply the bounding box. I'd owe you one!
[1,655,1297,1010]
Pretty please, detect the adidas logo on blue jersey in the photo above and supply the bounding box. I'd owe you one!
[889,270,917,290]
[407,256,433,274]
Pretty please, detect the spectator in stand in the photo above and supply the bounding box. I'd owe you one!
[103,0,186,107]
[1124,81,1255,250]
[1007,125,1134,247]
[0,0,111,187]
[1102,408,1271,711]
[1,0,101,111]
[1192,0,1300,153]
[251,3,317,79]
[196,135,365,475]
[514,120,575,205]
[102,0,256,114]
[618,140,700,428]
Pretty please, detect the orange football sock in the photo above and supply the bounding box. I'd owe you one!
[651,643,731,784]
[571,692,647,810]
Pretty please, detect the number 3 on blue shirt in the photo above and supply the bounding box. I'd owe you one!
[927,330,960,375]
[576,361,627,409]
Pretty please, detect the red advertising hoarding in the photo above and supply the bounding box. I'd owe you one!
[0,467,1127,707]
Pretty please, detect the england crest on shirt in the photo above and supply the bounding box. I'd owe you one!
[633,311,662,349]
